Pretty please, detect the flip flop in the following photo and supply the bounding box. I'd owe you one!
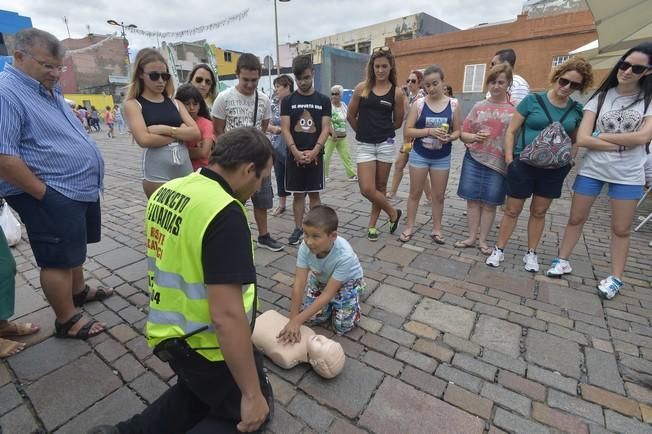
[0,322,40,337]
[271,206,286,216]
[454,240,475,248]
[389,209,402,235]
[479,245,493,256]
[431,234,446,245]
[398,231,414,243]
[0,338,25,358]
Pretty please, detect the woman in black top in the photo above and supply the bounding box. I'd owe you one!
[125,48,200,198]
[347,47,406,241]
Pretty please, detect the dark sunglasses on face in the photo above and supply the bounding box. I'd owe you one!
[406,79,417,84]
[331,92,340,96]
[148,72,171,82]
[194,76,212,85]
[618,60,651,75]
[557,77,583,91]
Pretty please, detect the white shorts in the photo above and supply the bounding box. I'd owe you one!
[356,139,396,164]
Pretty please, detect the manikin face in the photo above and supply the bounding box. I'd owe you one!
[191,68,213,98]
[14,44,64,90]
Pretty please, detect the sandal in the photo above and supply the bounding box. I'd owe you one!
[398,231,414,243]
[479,245,493,256]
[0,338,25,358]
[54,312,104,340]
[389,209,402,235]
[431,234,446,245]
[73,284,114,307]
[454,240,475,249]
[0,321,40,337]
[271,206,286,216]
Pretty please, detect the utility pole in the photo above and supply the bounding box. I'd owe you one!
[63,16,71,38]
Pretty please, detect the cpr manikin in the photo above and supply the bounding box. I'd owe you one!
[252,310,345,379]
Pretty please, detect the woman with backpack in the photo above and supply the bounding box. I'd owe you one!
[486,57,593,271]
[546,43,652,299]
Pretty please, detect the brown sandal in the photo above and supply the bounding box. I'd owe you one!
[0,322,40,337]
[0,338,26,358]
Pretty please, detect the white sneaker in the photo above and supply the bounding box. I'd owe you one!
[597,275,623,300]
[523,251,540,272]
[546,258,572,277]
[485,247,504,267]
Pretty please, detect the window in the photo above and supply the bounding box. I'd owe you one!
[223,52,232,62]
[552,55,570,68]
[463,64,486,93]
[357,41,371,54]
[342,44,356,52]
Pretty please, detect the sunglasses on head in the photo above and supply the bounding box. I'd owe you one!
[373,46,391,54]
[557,77,583,91]
[147,72,171,82]
[618,60,650,75]
[194,76,212,85]
[406,79,417,84]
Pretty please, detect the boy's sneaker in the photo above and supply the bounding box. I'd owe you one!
[367,228,379,241]
[485,247,504,267]
[288,228,304,245]
[257,234,284,252]
[523,250,539,272]
[546,258,572,277]
[597,275,623,299]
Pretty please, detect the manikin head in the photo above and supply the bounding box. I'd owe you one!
[307,335,345,379]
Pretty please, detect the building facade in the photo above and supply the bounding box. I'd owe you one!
[210,45,244,76]
[0,9,32,70]
[161,40,210,84]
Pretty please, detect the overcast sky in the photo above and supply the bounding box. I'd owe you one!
[4,0,525,56]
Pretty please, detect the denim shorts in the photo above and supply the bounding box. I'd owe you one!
[573,174,644,200]
[408,149,451,170]
[303,274,363,334]
[505,157,571,199]
[250,176,274,209]
[357,139,395,164]
[6,187,101,268]
[457,151,506,205]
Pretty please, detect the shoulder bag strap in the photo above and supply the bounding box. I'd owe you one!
[534,93,553,124]
[559,101,578,124]
[593,92,607,132]
[252,90,259,127]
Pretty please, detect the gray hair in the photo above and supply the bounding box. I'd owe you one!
[15,28,65,58]
[330,84,343,94]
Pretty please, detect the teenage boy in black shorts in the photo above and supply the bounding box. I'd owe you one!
[281,55,332,245]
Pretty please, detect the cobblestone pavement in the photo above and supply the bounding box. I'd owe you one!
[1,131,652,434]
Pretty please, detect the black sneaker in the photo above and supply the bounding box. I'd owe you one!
[257,234,284,251]
[288,228,304,245]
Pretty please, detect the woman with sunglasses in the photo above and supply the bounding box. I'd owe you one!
[546,43,652,299]
[347,47,405,241]
[324,84,356,181]
[175,84,214,170]
[125,48,200,198]
[188,64,218,108]
[486,57,593,272]
[399,64,461,244]
[387,70,432,202]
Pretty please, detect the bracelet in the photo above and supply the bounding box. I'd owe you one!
[171,127,177,137]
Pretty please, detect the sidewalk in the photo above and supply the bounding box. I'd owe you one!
[1,132,651,433]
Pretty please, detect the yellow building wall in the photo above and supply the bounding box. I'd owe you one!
[65,94,115,111]
[210,45,241,76]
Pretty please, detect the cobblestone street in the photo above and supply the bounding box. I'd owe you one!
[1,132,652,433]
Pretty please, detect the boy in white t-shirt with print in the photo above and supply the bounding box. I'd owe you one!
[277,206,364,343]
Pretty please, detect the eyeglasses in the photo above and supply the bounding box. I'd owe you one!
[557,77,583,91]
[406,79,417,84]
[194,76,213,86]
[373,46,391,54]
[618,60,651,75]
[147,72,171,82]
[21,51,65,72]
[330,92,340,96]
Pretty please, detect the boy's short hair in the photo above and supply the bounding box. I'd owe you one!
[303,205,338,233]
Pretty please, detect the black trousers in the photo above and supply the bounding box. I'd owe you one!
[116,350,272,434]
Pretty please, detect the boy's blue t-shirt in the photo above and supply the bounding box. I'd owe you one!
[514,92,583,155]
[296,236,363,286]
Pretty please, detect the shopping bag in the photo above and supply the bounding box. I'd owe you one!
[0,200,21,246]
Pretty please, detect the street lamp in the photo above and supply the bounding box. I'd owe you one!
[107,19,137,66]
[274,0,290,75]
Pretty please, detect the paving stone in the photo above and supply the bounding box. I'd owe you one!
[375,245,418,267]
[585,348,625,394]
[56,386,146,434]
[266,405,304,434]
[25,354,121,431]
[523,360,578,396]
[396,347,438,372]
[467,266,535,298]
[130,371,169,404]
[94,309,124,328]
[115,258,148,282]
[413,338,454,362]
[113,353,145,382]
[109,324,139,343]
[8,337,91,381]
[360,332,398,357]
[404,320,439,339]
[526,330,581,378]
[493,407,552,434]
[400,365,447,398]
[266,359,311,385]
[0,363,11,387]
[299,359,383,418]
[94,246,145,271]
[498,370,546,402]
[626,382,652,405]
[362,350,403,376]
[481,349,527,375]
[536,310,574,328]
[267,372,296,405]
[641,404,652,424]
[546,286,603,315]
[421,256,471,280]
[368,308,405,328]
[580,384,641,419]
[0,383,22,416]
[10,286,48,318]
[497,300,534,316]
[287,393,335,432]
[547,389,604,425]
[471,315,521,358]
[481,382,531,417]
[378,325,415,347]
[332,335,364,358]
[619,353,652,374]
[126,336,152,361]
[366,284,420,317]
[435,364,483,393]
[359,316,382,333]
[604,410,652,434]
[532,402,589,434]
[359,377,484,434]
[412,299,476,339]
[444,383,493,419]
[95,337,128,362]
[452,353,497,381]
[507,312,547,331]
[144,355,175,381]
[118,305,147,324]
[443,333,481,356]
[0,405,39,434]
[329,418,367,434]
[592,338,614,353]
[547,323,588,345]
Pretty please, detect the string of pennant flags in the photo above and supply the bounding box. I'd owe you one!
[124,9,249,39]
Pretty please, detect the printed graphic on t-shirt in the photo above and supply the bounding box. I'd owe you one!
[422,116,447,150]
[599,108,642,133]
[294,109,317,133]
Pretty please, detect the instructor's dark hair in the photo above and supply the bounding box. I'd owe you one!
[210,127,274,177]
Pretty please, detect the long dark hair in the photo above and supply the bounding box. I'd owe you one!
[188,64,217,102]
[175,84,210,120]
[362,48,397,98]
[589,42,652,111]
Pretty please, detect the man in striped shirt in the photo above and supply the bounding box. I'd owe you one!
[0,28,112,339]
[487,48,530,106]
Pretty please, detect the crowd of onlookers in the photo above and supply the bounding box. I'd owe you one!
[70,103,125,137]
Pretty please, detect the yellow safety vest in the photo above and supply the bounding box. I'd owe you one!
[144,172,256,361]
